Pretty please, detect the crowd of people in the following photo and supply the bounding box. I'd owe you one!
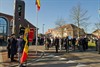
[33,35,100,54]
[43,35,89,53]
[7,34,25,62]
[6,34,100,63]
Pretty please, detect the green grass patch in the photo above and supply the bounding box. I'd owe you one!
[88,41,96,47]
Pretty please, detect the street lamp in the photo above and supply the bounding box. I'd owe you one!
[98,9,100,17]
[42,24,45,34]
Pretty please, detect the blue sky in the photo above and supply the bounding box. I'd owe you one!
[0,0,100,34]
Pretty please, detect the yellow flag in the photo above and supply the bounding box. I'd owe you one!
[36,0,40,11]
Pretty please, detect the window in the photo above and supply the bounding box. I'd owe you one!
[0,18,7,34]
[18,5,22,16]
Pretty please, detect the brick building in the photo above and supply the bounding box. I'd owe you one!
[0,12,36,40]
[46,24,85,38]
[92,29,100,37]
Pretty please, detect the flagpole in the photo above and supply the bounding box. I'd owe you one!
[98,0,100,17]
[36,5,38,54]
[98,0,100,37]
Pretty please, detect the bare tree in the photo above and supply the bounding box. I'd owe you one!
[70,4,89,37]
[95,21,100,36]
[55,18,66,37]
[95,22,100,29]
[82,23,90,33]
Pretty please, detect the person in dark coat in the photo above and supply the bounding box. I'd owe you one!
[97,36,100,54]
[78,36,84,52]
[45,38,50,50]
[84,36,88,50]
[71,37,76,51]
[54,37,59,53]
[10,34,17,62]
[94,37,98,51]
[64,36,69,53]
[78,36,86,52]
[7,36,11,58]
[82,38,86,51]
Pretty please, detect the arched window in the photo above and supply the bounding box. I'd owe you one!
[0,17,8,42]
[0,17,7,34]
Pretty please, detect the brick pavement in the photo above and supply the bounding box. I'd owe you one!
[0,45,44,67]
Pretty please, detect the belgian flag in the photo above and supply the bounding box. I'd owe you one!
[20,27,30,64]
[36,0,40,11]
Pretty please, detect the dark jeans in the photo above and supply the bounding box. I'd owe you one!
[65,44,69,53]
[11,53,14,61]
[7,49,11,58]
[72,44,76,51]
[96,43,98,51]
[55,45,59,53]
[98,44,100,54]
[79,45,83,52]
[85,43,88,49]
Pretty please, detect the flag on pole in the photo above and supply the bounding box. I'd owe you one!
[36,0,40,11]
[20,27,30,64]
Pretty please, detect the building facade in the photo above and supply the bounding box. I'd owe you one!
[46,24,85,38]
[0,12,36,41]
[92,29,100,37]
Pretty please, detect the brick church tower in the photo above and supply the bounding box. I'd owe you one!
[13,0,25,35]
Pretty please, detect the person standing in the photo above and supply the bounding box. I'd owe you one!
[97,36,100,54]
[7,36,12,58]
[50,37,54,47]
[59,37,62,51]
[0,37,2,46]
[64,36,69,53]
[10,34,17,62]
[84,36,88,50]
[71,37,76,51]
[94,37,98,51]
[78,36,84,52]
[16,35,25,63]
[54,37,59,53]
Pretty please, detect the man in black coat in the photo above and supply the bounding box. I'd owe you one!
[84,36,88,50]
[71,37,76,51]
[7,36,11,58]
[64,36,69,53]
[78,37,84,52]
[78,36,86,52]
[54,37,59,53]
[10,34,17,62]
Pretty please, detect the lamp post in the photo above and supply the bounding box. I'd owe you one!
[42,24,45,54]
[43,24,45,34]
[98,0,100,37]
